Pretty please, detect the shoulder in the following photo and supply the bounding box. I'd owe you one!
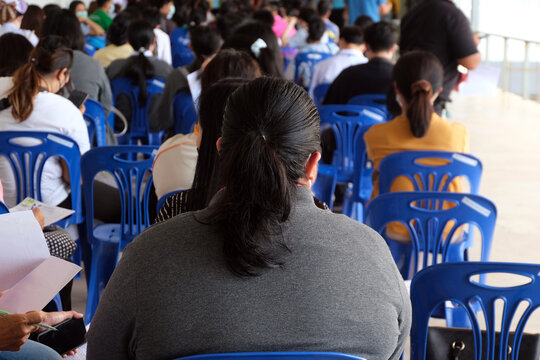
[74,50,103,69]
[37,92,80,113]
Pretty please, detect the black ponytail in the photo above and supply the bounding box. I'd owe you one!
[207,77,320,276]
[393,51,444,138]
[124,20,156,103]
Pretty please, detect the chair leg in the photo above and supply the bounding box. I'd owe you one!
[84,240,118,324]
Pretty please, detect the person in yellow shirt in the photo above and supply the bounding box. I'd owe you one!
[364,50,469,241]
[94,13,134,68]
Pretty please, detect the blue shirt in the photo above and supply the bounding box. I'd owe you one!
[346,0,384,24]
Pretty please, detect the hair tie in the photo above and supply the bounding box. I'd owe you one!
[411,80,432,95]
[138,47,146,54]
[250,38,267,59]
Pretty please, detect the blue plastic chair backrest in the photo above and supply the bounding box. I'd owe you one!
[365,191,496,278]
[379,150,483,194]
[156,189,186,213]
[81,145,157,250]
[110,77,166,144]
[171,27,194,68]
[173,91,198,134]
[410,262,540,360]
[0,201,9,214]
[178,352,365,360]
[311,165,338,209]
[84,43,96,57]
[0,131,82,225]
[318,105,385,181]
[84,98,107,147]
[346,94,391,120]
[313,83,330,106]
[294,52,333,86]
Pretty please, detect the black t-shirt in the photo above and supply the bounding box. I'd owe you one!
[400,0,478,103]
[323,57,394,105]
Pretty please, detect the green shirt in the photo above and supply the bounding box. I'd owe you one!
[89,9,112,32]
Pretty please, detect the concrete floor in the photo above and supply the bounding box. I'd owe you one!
[72,89,540,353]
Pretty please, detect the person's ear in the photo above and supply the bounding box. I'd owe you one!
[393,81,400,95]
[57,68,69,85]
[305,151,321,188]
[216,137,222,153]
[390,43,398,53]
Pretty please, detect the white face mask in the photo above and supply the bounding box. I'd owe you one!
[167,4,176,20]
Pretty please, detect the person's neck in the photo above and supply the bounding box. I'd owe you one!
[341,43,363,51]
[368,51,393,61]
[307,40,322,44]
[38,78,55,93]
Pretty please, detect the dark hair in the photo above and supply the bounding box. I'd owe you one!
[96,0,111,8]
[317,0,331,15]
[253,10,274,28]
[364,21,397,53]
[298,7,317,23]
[143,6,161,28]
[190,25,220,59]
[187,78,251,211]
[393,51,443,137]
[107,12,132,46]
[353,15,374,32]
[208,77,321,276]
[149,0,172,9]
[188,7,206,27]
[0,33,33,76]
[68,1,84,13]
[201,49,261,92]
[223,21,283,77]
[43,4,61,18]
[340,25,363,44]
[124,20,156,103]
[21,5,44,38]
[8,36,73,121]
[307,17,325,42]
[41,9,86,51]
[216,12,246,41]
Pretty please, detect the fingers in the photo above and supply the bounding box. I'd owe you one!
[41,310,83,326]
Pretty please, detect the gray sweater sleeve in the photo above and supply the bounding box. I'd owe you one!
[389,270,412,360]
[86,244,138,360]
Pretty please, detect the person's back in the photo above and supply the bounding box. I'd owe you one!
[87,77,411,360]
[400,0,479,113]
[323,21,397,104]
[94,13,134,67]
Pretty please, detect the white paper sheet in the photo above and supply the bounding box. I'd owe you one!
[458,65,502,97]
[0,211,50,290]
[0,257,80,313]
[187,70,202,113]
[10,197,75,226]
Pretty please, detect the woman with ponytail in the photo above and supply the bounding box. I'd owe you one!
[107,19,173,132]
[364,51,469,240]
[0,35,90,207]
[87,77,411,360]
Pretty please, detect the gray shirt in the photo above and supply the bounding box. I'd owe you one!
[86,187,411,360]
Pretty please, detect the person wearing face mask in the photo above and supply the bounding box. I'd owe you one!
[0,0,38,46]
[69,0,105,37]
[89,0,114,32]
[150,0,177,35]
[0,36,90,208]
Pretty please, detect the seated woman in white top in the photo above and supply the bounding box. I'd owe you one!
[0,35,90,207]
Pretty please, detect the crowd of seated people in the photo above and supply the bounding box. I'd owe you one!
[0,0,488,358]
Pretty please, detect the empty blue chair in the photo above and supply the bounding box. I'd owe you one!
[0,131,83,227]
[411,262,540,360]
[173,92,198,134]
[379,150,483,195]
[178,352,365,360]
[294,52,332,88]
[110,77,166,146]
[347,94,391,120]
[171,27,194,68]
[364,192,496,280]
[81,145,157,323]
[317,105,385,213]
[312,83,330,106]
[84,98,107,147]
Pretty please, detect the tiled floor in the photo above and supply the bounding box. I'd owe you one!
[72,89,540,353]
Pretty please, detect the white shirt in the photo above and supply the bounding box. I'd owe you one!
[152,132,198,200]
[153,28,172,65]
[0,22,38,46]
[309,48,367,98]
[0,81,90,207]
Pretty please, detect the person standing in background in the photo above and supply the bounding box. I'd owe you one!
[89,0,114,32]
[344,0,392,24]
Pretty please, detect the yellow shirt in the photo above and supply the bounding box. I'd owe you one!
[364,112,469,240]
[94,43,134,68]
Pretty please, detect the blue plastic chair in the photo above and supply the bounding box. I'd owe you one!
[347,94,391,120]
[317,105,385,214]
[312,83,330,106]
[171,27,194,68]
[173,92,198,135]
[110,77,166,146]
[311,165,338,209]
[410,262,540,360]
[178,352,365,360]
[0,131,83,227]
[156,189,186,213]
[281,46,298,75]
[81,145,157,323]
[84,43,96,57]
[84,98,107,147]
[0,201,8,214]
[379,150,483,195]
[364,192,496,280]
[294,52,333,88]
